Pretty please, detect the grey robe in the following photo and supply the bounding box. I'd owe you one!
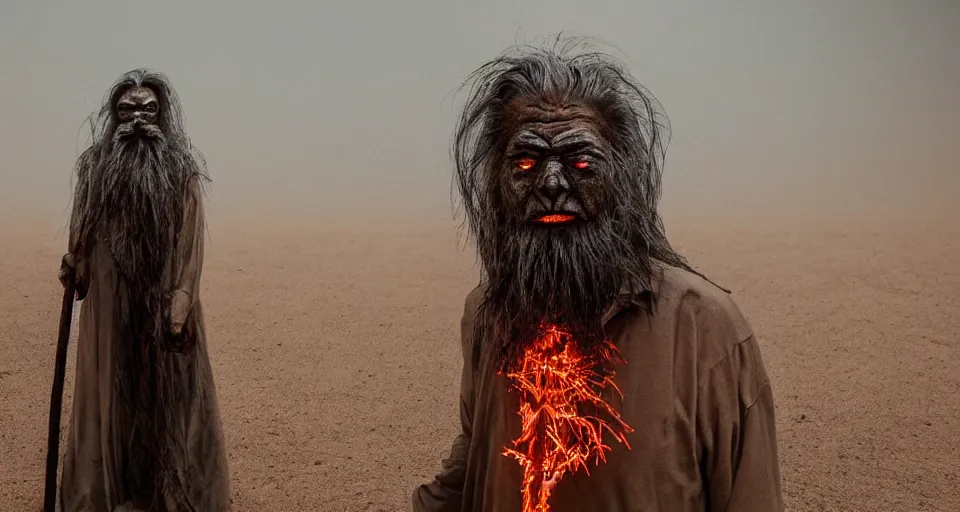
[60,179,230,512]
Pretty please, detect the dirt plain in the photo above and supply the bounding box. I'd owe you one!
[1,210,958,511]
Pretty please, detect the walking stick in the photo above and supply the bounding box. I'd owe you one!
[43,275,76,512]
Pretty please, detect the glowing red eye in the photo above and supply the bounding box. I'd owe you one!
[574,160,590,169]
[517,158,536,171]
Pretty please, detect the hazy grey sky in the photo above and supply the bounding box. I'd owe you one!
[1,0,957,221]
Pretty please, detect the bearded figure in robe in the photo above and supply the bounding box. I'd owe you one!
[412,38,784,512]
[57,69,230,512]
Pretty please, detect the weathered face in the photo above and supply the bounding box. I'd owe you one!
[500,97,612,227]
[115,86,159,126]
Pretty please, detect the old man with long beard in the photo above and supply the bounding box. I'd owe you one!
[58,69,230,512]
[413,39,783,511]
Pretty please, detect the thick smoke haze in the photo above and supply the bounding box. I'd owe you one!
[0,0,957,226]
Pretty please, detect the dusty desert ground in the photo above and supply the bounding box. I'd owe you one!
[1,210,958,511]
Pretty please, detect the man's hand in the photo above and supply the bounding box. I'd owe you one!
[168,290,190,336]
[164,290,195,354]
[59,253,88,300]
[58,253,75,288]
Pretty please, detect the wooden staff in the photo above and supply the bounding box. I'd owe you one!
[43,277,76,512]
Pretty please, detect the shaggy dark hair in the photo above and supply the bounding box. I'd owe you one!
[70,68,209,274]
[67,68,208,510]
[452,36,704,370]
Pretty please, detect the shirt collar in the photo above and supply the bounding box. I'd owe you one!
[600,261,665,325]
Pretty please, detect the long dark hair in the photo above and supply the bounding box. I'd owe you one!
[70,68,209,271]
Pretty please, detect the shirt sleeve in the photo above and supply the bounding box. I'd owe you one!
[68,153,93,292]
[412,289,481,512]
[698,335,784,511]
[68,152,92,258]
[170,177,206,311]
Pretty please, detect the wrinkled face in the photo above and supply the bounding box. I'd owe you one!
[115,86,159,127]
[500,97,613,227]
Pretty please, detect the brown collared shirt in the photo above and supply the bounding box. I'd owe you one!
[413,264,783,511]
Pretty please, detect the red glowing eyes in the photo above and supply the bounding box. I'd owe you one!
[515,158,590,172]
[517,158,537,171]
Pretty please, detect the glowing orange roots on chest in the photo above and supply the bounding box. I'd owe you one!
[501,324,634,512]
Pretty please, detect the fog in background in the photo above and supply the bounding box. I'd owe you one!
[1,0,957,227]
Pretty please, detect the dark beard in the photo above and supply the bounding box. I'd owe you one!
[95,123,183,285]
[476,213,649,372]
[79,124,188,371]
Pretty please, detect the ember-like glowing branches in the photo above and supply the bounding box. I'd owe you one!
[502,323,634,512]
